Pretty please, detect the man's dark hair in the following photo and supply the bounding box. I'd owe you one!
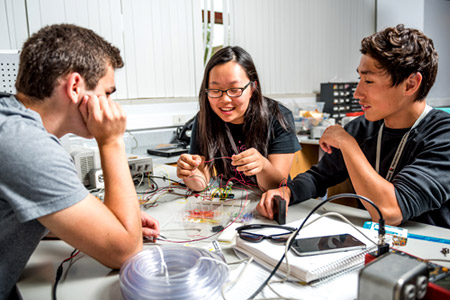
[360,24,438,101]
[15,23,124,100]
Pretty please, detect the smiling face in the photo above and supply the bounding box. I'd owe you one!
[207,61,254,125]
[354,55,422,128]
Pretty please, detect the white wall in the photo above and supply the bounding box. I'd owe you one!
[3,1,449,130]
[229,0,376,95]
[424,0,450,105]
[0,0,204,101]
[376,0,450,106]
[377,0,425,31]
[0,0,27,49]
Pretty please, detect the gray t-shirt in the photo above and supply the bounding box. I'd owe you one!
[0,95,88,298]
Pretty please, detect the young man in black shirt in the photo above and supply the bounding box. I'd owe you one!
[258,24,450,228]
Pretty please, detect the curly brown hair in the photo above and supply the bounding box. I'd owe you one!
[15,24,124,100]
[360,24,438,101]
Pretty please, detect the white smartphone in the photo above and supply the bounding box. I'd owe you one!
[291,233,366,256]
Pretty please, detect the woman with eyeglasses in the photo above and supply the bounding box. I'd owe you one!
[176,46,300,192]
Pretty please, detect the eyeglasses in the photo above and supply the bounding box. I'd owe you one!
[236,224,296,244]
[205,81,252,98]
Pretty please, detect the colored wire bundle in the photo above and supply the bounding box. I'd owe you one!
[120,246,229,300]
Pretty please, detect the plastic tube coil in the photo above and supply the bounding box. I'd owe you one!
[120,245,229,300]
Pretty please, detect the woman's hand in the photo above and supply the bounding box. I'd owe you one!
[176,154,202,179]
[231,148,268,176]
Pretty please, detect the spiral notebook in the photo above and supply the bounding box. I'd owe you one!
[234,214,377,283]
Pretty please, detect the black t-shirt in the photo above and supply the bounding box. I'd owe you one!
[189,100,301,185]
[287,109,450,228]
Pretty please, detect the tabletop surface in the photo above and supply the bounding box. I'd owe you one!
[17,165,450,300]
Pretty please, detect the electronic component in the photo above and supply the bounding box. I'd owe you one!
[364,249,450,300]
[272,195,286,225]
[320,82,361,122]
[70,145,101,186]
[0,50,19,94]
[128,155,153,176]
[89,168,104,189]
[358,252,429,300]
[146,144,188,157]
[213,193,234,199]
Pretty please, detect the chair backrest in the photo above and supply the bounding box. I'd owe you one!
[0,50,20,94]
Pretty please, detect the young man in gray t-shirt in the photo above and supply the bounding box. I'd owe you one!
[0,24,160,299]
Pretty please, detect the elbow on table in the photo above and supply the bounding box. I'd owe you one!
[372,207,403,227]
[96,238,143,270]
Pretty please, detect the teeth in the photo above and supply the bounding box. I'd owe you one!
[221,107,234,111]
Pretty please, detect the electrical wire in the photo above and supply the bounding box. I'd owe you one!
[157,186,250,244]
[247,193,387,300]
[125,130,139,153]
[52,249,80,300]
[120,245,229,300]
[221,257,254,300]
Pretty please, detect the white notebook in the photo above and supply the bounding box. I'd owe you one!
[234,214,377,283]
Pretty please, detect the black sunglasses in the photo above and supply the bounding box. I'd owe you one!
[236,224,296,244]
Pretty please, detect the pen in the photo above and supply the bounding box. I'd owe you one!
[407,233,450,245]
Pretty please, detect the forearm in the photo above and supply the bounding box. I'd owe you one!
[99,139,142,240]
[340,139,403,225]
[256,157,290,191]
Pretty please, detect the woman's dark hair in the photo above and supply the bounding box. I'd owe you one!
[197,46,290,179]
[360,24,438,101]
[16,23,124,100]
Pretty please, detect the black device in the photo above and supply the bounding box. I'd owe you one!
[170,116,196,147]
[272,195,286,225]
[291,233,366,256]
[320,82,361,122]
[146,145,188,157]
[147,116,195,157]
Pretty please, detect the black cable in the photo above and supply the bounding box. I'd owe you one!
[53,249,79,300]
[247,193,388,300]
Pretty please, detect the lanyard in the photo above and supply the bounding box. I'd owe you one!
[224,123,258,184]
[376,105,432,182]
[225,123,240,155]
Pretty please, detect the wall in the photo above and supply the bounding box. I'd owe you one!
[229,0,376,95]
[376,0,450,106]
[377,0,425,30]
[1,0,373,130]
[424,0,450,105]
[0,0,204,101]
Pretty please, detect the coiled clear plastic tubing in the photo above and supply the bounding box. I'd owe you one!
[120,245,229,300]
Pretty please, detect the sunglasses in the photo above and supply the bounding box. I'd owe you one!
[236,224,297,244]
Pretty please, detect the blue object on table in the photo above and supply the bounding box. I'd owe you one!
[407,233,450,245]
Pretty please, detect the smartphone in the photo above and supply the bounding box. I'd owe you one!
[291,233,366,256]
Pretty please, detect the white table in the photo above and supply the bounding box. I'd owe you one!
[17,166,450,299]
